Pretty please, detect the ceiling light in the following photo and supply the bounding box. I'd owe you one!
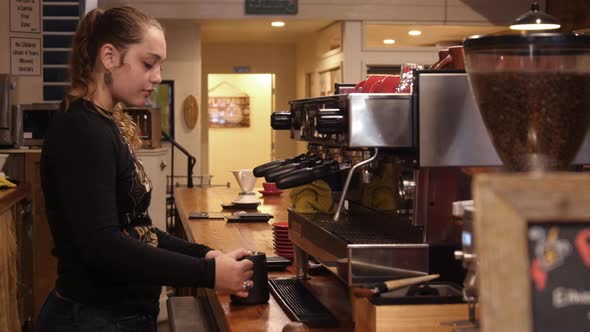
[271,21,285,27]
[509,2,560,31]
[383,39,396,45]
[408,30,422,36]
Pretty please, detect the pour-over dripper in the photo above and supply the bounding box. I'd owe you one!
[464,33,590,171]
[232,169,259,203]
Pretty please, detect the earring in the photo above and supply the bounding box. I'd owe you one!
[104,70,112,86]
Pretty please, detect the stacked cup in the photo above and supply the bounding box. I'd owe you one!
[272,221,293,260]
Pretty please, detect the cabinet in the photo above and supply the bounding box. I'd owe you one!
[0,186,32,332]
[135,147,169,322]
[135,147,169,231]
[2,151,55,328]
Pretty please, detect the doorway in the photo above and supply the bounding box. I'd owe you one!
[207,73,274,187]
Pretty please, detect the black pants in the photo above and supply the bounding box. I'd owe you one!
[36,291,157,332]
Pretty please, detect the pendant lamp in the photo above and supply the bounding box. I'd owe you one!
[509,1,560,31]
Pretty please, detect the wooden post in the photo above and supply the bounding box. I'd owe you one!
[474,173,590,332]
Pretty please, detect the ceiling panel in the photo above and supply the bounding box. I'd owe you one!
[197,19,509,47]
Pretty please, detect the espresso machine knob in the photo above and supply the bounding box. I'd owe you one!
[271,111,292,130]
[454,251,476,263]
[316,109,344,134]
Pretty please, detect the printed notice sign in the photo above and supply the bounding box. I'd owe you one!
[10,0,41,33]
[11,37,41,76]
[528,223,590,332]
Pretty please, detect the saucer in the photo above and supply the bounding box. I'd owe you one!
[221,202,260,210]
[273,242,293,251]
[272,221,289,229]
[273,233,289,240]
[258,189,283,196]
[232,198,261,205]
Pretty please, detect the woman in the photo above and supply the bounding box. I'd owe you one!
[36,6,254,331]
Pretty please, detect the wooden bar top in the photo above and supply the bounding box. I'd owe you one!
[174,186,353,332]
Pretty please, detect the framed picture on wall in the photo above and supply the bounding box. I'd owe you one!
[208,81,251,128]
[146,80,175,139]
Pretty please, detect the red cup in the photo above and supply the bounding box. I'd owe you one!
[352,79,366,92]
[361,75,386,93]
[263,182,278,192]
[372,75,400,93]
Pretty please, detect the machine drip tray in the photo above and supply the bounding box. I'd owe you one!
[295,212,423,244]
[370,282,464,305]
[268,277,339,328]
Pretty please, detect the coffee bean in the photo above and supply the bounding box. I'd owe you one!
[469,72,590,171]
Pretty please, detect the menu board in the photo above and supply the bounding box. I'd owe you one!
[528,223,590,332]
[10,0,41,33]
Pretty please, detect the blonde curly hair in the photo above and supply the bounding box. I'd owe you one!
[65,6,162,150]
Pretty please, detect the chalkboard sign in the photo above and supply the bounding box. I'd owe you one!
[245,0,298,15]
[528,223,590,332]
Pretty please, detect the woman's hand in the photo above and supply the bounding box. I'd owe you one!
[213,248,254,298]
[205,250,224,259]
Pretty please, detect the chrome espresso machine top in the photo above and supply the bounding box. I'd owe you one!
[260,71,590,287]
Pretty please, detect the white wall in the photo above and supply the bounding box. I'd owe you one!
[202,43,299,174]
[159,20,203,183]
[1,0,43,104]
[208,74,272,187]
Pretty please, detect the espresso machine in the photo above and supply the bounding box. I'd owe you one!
[257,69,590,326]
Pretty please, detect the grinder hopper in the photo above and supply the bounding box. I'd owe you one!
[463,33,590,172]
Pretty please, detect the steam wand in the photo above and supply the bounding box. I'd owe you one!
[333,148,378,221]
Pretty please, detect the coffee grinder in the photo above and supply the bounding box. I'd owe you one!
[450,32,590,330]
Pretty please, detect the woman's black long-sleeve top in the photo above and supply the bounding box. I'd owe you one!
[40,98,215,315]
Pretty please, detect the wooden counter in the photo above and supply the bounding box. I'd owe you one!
[174,186,353,332]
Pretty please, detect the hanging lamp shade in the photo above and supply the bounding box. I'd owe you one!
[510,2,560,31]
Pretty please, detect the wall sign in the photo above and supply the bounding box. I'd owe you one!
[245,0,298,15]
[208,81,250,128]
[10,37,41,76]
[10,0,41,33]
[233,66,251,73]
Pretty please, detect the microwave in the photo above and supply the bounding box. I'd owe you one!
[122,107,162,149]
[12,103,60,147]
